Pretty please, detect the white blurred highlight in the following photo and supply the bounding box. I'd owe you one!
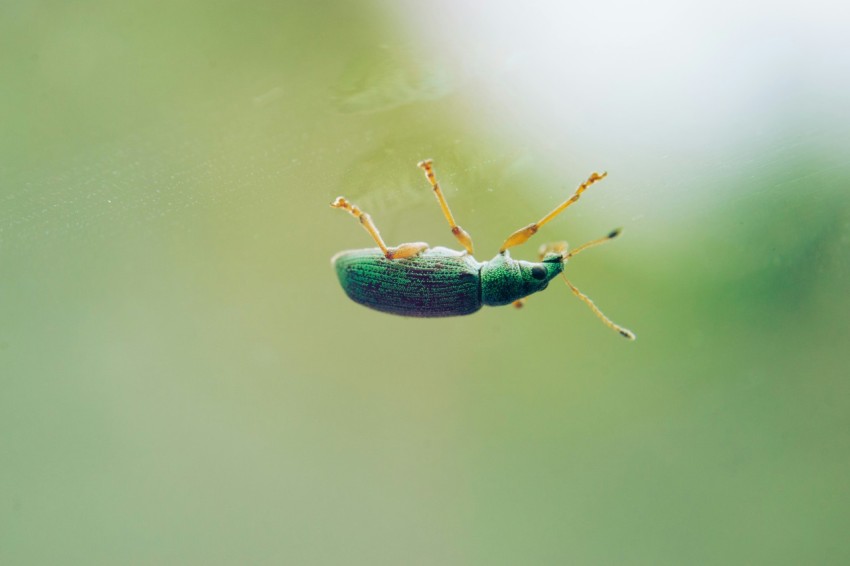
[391,0,850,213]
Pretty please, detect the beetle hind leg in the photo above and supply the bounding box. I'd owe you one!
[330,197,428,259]
[388,241,429,259]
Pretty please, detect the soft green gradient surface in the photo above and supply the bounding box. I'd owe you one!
[2,1,849,564]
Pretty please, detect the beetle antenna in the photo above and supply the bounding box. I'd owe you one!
[562,228,622,261]
[561,274,635,340]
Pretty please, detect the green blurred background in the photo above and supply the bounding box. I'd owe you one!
[2,1,849,564]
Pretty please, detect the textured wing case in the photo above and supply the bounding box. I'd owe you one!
[333,247,482,317]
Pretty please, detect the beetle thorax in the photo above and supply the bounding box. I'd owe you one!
[480,252,564,306]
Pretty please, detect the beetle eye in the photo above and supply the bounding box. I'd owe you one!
[531,266,547,280]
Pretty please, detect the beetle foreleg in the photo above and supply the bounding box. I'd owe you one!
[499,172,607,253]
[538,241,569,260]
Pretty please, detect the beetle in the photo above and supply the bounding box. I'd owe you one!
[331,159,635,339]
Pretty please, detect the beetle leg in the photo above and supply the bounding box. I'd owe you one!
[331,197,429,259]
[388,241,429,260]
[499,171,607,253]
[417,159,474,254]
[331,196,392,257]
[538,241,569,260]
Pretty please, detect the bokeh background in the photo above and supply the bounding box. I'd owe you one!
[2,1,849,564]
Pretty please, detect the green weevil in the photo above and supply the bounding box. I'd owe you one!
[331,159,635,339]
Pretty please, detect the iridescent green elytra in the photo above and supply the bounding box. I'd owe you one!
[330,160,635,339]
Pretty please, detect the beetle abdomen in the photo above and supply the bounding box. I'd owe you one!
[332,247,482,317]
